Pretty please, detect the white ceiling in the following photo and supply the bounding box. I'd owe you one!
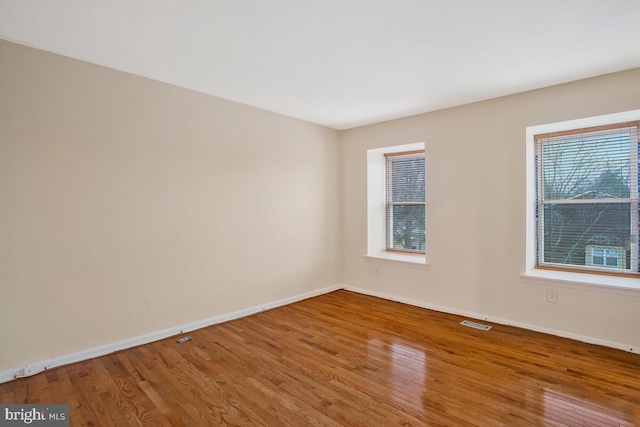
[1,1,640,130]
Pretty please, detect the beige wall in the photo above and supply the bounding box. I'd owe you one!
[2,37,640,373]
[0,40,342,371]
[342,68,640,349]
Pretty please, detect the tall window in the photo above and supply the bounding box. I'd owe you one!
[535,121,640,276]
[385,150,425,253]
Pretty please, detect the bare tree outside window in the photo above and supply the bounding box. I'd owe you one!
[537,125,639,273]
[386,152,425,253]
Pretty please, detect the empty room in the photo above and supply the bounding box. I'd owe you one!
[1,1,639,426]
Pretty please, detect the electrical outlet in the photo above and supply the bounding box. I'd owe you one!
[375,265,381,274]
[547,288,558,303]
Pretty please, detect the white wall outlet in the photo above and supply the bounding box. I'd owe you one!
[547,288,558,303]
[375,265,381,274]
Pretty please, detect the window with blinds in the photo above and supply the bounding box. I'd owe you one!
[385,150,425,253]
[535,121,640,276]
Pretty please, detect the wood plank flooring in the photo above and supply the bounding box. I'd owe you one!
[1,290,639,426]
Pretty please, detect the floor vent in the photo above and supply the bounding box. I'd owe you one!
[460,320,492,331]
[176,336,192,344]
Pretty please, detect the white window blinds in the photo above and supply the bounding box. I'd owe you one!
[385,150,425,253]
[535,121,640,275]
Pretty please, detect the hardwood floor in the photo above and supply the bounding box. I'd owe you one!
[1,290,639,426]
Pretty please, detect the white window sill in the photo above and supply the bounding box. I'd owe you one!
[365,252,429,269]
[521,269,640,295]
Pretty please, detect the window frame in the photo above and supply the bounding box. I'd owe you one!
[384,150,426,254]
[534,122,639,277]
[524,110,640,291]
[366,142,427,266]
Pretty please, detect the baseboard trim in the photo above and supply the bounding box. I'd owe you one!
[343,285,639,355]
[4,283,635,384]
[0,284,343,384]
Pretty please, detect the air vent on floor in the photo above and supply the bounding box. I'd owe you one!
[460,320,492,331]
[176,336,192,344]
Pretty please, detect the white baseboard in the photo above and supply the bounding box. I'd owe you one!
[3,283,635,384]
[0,284,343,384]
[343,285,639,355]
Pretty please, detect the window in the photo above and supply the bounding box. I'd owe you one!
[534,121,640,276]
[586,245,625,268]
[366,142,426,265]
[385,151,425,253]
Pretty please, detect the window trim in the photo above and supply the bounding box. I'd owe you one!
[366,142,427,266]
[534,122,639,277]
[524,110,640,291]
